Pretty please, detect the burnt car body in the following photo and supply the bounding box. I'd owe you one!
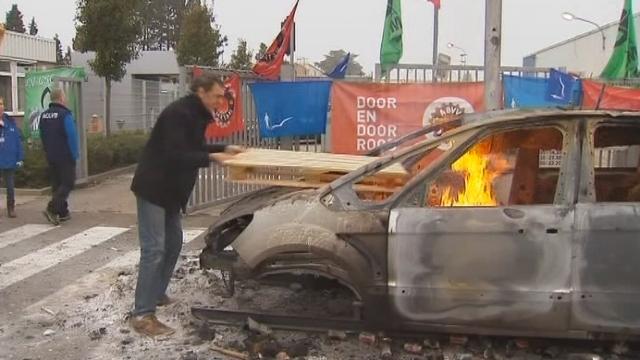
[200,109,640,339]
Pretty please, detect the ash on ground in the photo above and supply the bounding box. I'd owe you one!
[6,251,640,360]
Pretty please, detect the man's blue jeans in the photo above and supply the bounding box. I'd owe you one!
[133,197,183,316]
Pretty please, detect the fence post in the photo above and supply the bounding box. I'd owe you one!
[142,80,147,133]
[178,66,189,97]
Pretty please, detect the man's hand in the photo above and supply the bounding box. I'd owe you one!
[224,145,245,155]
[209,152,235,164]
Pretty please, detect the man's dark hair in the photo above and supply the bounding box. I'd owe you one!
[190,73,224,93]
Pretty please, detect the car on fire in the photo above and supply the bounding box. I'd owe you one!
[199,109,640,339]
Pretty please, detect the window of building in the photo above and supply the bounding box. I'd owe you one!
[17,76,25,112]
[593,124,640,202]
[407,126,565,207]
[0,76,12,111]
[0,61,10,73]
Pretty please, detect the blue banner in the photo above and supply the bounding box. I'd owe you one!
[503,75,556,109]
[545,69,582,105]
[250,81,332,138]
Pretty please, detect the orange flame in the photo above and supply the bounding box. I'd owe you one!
[440,148,503,207]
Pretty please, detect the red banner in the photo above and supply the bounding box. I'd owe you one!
[582,79,640,110]
[330,82,485,154]
[189,71,245,139]
[252,1,298,80]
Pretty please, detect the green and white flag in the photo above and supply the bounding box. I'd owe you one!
[25,67,85,140]
[380,0,403,76]
[601,0,640,79]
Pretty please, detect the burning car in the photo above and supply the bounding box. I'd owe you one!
[199,109,640,339]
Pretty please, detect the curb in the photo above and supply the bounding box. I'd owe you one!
[0,164,138,196]
[78,164,137,188]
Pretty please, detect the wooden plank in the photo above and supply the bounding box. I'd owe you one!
[229,178,401,193]
[223,149,407,176]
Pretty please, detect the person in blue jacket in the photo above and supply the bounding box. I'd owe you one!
[0,96,23,218]
[39,88,79,225]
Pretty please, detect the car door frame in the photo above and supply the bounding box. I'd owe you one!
[571,117,640,335]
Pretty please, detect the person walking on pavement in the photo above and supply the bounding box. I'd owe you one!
[39,88,79,225]
[129,73,243,337]
[0,96,23,218]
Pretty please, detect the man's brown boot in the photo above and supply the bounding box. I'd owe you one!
[7,201,16,218]
[129,314,175,337]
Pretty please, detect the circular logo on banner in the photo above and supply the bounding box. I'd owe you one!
[213,86,236,128]
[422,97,475,150]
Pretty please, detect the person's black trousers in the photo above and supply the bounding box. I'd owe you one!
[47,161,76,217]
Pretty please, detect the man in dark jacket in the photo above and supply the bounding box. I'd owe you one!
[129,73,242,337]
[0,96,23,218]
[39,88,79,225]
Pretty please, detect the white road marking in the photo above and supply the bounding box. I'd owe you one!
[0,224,56,250]
[25,228,206,313]
[0,226,129,291]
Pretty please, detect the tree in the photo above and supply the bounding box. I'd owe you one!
[228,39,253,70]
[256,42,268,62]
[315,49,365,76]
[28,17,38,36]
[136,0,187,51]
[176,2,227,67]
[75,0,142,136]
[64,46,72,65]
[5,4,26,33]
[138,0,162,50]
[53,34,64,65]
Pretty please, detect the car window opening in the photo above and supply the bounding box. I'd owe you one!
[593,124,640,203]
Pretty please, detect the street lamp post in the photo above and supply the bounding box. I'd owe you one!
[447,42,468,66]
[562,11,606,51]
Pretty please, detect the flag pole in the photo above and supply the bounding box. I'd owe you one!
[291,21,296,82]
[432,7,439,66]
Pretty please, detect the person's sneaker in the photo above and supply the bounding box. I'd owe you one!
[59,213,71,222]
[42,210,60,226]
[129,314,175,337]
[157,294,176,307]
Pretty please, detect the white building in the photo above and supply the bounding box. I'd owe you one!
[524,14,640,77]
[72,51,180,132]
[0,30,56,118]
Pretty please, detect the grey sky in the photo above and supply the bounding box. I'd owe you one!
[3,0,635,73]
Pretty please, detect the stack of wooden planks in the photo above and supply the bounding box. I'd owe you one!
[222,149,408,193]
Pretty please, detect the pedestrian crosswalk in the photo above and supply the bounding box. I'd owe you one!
[0,226,129,291]
[0,222,208,307]
[0,224,55,250]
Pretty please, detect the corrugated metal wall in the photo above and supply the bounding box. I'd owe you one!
[0,31,55,63]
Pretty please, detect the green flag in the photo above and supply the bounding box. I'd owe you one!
[380,0,403,76]
[601,0,640,79]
